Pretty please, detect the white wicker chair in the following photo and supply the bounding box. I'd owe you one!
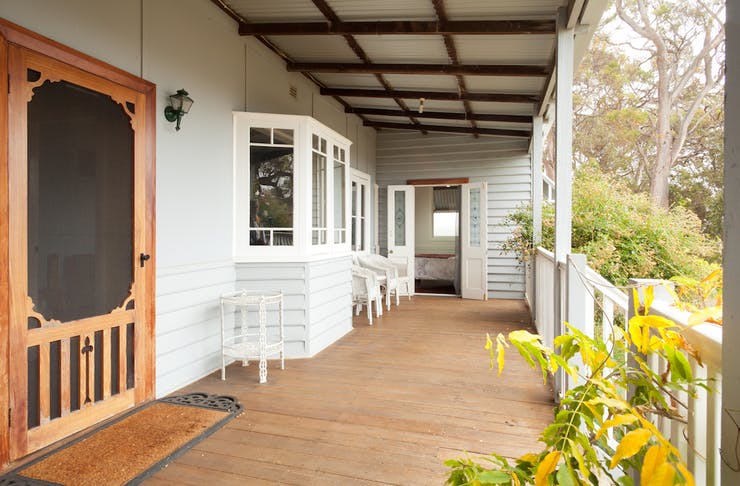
[357,254,402,309]
[352,265,383,324]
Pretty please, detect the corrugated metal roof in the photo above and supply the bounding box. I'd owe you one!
[355,36,449,63]
[469,101,535,115]
[455,35,556,64]
[326,0,437,21]
[267,36,359,63]
[381,74,459,91]
[227,0,325,22]
[444,0,567,20]
[313,73,382,89]
[463,76,545,95]
[218,0,607,138]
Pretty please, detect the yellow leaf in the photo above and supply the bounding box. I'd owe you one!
[509,329,542,344]
[511,474,521,486]
[496,333,508,376]
[640,445,667,485]
[485,333,492,350]
[701,268,721,284]
[587,396,629,410]
[645,286,654,315]
[520,453,538,463]
[610,428,652,468]
[632,288,640,317]
[535,451,560,486]
[650,463,676,486]
[688,306,723,326]
[595,413,638,439]
[676,462,695,486]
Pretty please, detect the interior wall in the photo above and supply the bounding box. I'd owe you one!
[414,187,456,254]
[0,0,376,397]
[376,131,531,300]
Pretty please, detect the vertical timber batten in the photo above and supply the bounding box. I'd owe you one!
[0,31,10,468]
[722,1,739,484]
[553,7,574,400]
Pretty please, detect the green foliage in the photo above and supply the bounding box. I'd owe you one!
[446,288,706,485]
[500,164,720,285]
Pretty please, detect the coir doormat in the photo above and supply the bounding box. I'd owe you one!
[0,392,243,486]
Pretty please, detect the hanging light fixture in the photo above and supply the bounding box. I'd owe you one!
[418,97,425,114]
[164,89,194,131]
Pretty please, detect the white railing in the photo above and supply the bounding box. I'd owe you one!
[528,249,723,485]
[631,283,723,486]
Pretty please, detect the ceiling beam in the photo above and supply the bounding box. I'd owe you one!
[321,88,539,104]
[238,20,556,36]
[345,107,532,124]
[363,121,531,137]
[308,0,424,131]
[287,62,548,77]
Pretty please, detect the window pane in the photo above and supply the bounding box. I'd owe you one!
[394,190,406,246]
[351,182,358,216]
[273,128,293,145]
[27,80,133,322]
[312,151,327,244]
[249,146,293,246]
[470,188,481,246]
[250,127,271,144]
[333,160,345,232]
[433,212,459,237]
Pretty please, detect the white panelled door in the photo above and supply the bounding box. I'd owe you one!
[386,185,415,293]
[461,182,488,300]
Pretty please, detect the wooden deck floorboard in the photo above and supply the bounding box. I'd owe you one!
[149,296,554,485]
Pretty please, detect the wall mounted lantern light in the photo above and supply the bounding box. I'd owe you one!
[164,89,194,131]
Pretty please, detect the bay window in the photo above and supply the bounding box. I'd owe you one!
[234,112,351,258]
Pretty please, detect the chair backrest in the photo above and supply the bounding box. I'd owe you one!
[352,265,379,299]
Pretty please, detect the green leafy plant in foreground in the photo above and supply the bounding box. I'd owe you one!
[446,286,709,485]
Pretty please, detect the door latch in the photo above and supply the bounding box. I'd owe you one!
[139,253,151,267]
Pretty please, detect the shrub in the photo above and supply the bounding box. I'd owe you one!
[500,164,720,285]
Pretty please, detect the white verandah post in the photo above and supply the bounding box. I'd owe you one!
[722,0,739,483]
[530,115,544,321]
[553,7,574,400]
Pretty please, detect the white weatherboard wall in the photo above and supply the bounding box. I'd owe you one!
[376,131,531,299]
[0,0,376,397]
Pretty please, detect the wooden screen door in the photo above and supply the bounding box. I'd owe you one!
[6,44,154,459]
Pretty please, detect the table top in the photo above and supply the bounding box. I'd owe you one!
[220,290,283,306]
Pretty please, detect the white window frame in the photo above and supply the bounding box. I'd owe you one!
[351,169,372,253]
[233,112,351,260]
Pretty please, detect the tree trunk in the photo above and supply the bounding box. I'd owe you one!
[649,51,673,208]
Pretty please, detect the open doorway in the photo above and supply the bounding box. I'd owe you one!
[413,186,461,296]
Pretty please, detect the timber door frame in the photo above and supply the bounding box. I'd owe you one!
[0,18,156,467]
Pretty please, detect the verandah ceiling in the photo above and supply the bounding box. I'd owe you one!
[211,0,590,142]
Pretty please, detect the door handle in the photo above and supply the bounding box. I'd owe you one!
[140,253,151,267]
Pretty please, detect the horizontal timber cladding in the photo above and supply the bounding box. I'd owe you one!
[155,262,237,397]
[235,255,353,359]
[376,131,531,300]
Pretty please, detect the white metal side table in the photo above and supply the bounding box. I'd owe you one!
[219,290,285,384]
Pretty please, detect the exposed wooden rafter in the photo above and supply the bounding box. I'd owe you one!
[287,62,548,77]
[431,0,478,136]
[208,0,371,125]
[363,121,531,138]
[237,19,556,36]
[345,107,532,124]
[321,88,539,104]
[309,0,425,131]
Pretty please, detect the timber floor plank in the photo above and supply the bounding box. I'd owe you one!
[148,297,554,485]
